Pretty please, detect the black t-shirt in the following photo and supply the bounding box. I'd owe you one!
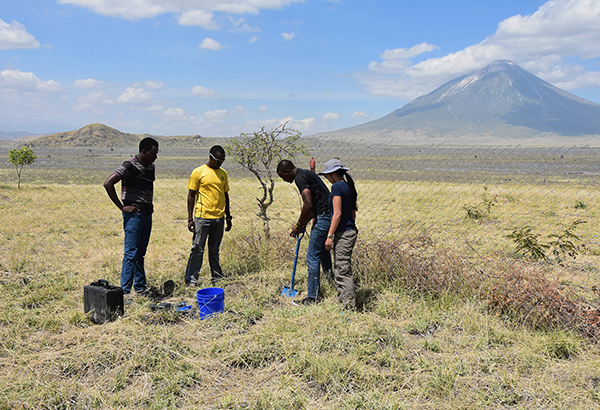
[294,168,330,216]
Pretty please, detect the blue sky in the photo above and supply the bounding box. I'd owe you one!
[1,0,600,137]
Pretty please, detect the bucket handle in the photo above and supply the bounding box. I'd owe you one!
[197,293,221,308]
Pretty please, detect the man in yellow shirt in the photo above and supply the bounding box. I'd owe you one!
[185,145,232,286]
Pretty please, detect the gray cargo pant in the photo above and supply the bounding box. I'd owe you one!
[333,228,358,308]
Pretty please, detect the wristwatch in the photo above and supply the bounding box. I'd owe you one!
[327,233,333,239]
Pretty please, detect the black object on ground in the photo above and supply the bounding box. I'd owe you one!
[84,279,124,324]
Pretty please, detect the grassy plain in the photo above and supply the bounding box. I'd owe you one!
[1,147,600,409]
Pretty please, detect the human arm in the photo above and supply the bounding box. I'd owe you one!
[325,195,342,251]
[225,192,232,232]
[103,173,139,213]
[291,188,314,237]
[187,189,197,232]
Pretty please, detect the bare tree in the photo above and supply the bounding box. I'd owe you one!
[227,123,306,238]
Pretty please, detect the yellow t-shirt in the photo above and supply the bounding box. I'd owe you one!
[187,164,229,219]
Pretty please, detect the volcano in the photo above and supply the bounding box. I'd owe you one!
[319,60,600,144]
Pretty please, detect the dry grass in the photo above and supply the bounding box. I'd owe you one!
[2,155,600,408]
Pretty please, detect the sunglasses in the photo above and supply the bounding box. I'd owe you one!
[210,153,225,164]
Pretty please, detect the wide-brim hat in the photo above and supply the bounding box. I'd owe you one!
[318,158,350,175]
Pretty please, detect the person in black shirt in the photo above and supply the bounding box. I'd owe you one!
[277,160,331,304]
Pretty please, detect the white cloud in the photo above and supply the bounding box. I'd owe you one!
[249,35,258,43]
[0,69,61,93]
[231,105,248,115]
[0,19,40,50]
[204,109,229,120]
[178,10,219,29]
[72,93,106,113]
[234,23,260,33]
[230,17,261,33]
[380,43,438,60]
[72,78,104,88]
[352,111,369,119]
[279,116,314,131]
[245,118,279,129]
[114,87,152,104]
[198,37,226,51]
[281,32,295,41]
[259,105,268,112]
[133,81,165,90]
[356,0,600,99]
[163,107,187,118]
[321,112,339,121]
[57,0,305,20]
[72,103,93,112]
[78,91,108,103]
[192,85,221,98]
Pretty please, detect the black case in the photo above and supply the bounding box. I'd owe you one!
[84,279,124,324]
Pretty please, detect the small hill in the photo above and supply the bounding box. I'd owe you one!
[22,123,214,148]
[26,123,143,148]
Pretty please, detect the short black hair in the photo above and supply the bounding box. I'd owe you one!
[139,137,159,152]
[210,145,225,156]
[276,160,295,173]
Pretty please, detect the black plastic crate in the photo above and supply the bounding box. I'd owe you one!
[84,279,124,324]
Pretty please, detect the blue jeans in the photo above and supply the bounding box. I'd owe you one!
[185,217,225,284]
[121,212,152,293]
[306,214,331,298]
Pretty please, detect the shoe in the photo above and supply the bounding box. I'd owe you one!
[136,288,150,296]
[294,297,319,306]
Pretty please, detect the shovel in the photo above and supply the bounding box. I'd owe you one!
[281,232,304,297]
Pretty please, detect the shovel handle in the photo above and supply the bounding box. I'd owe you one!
[290,232,304,287]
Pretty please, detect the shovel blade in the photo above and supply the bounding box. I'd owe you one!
[281,286,298,297]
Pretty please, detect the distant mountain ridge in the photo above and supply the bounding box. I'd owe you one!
[316,60,600,145]
[0,129,34,140]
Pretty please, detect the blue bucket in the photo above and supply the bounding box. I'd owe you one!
[196,287,225,320]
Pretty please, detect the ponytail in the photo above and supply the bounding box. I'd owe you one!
[336,170,358,212]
